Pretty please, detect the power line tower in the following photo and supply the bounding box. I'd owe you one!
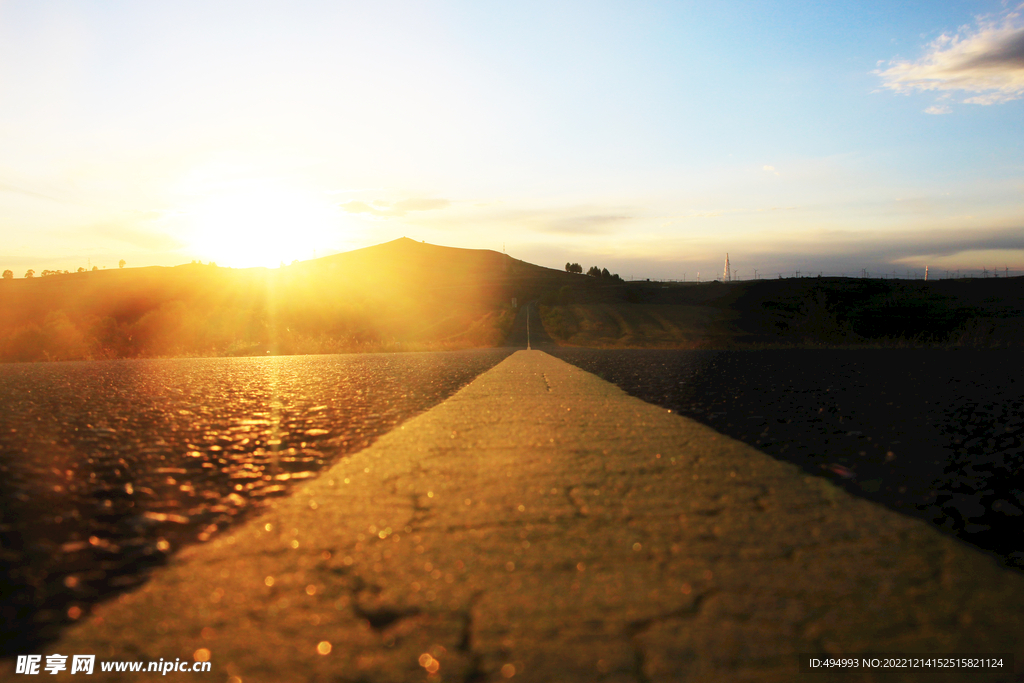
[723,253,731,282]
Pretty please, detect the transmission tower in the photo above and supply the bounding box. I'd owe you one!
[723,253,731,282]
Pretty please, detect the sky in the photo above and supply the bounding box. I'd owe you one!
[1,0,1022,280]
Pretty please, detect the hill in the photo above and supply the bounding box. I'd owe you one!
[4,243,1021,361]
[0,238,574,362]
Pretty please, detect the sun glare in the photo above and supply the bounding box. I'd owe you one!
[186,184,344,268]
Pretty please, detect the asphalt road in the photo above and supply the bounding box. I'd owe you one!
[0,349,514,655]
[4,335,1021,668]
[502,303,557,349]
[41,350,1024,682]
[546,347,1024,571]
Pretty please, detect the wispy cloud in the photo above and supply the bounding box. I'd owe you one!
[878,4,1024,104]
[340,197,451,218]
[393,198,449,212]
[924,104,952,115]
[539,214,631,235]
[0,181,66,204]
[762,165,779,176]
[93,222,185,251]
[340,200,381,215]
[743,224,1024,267]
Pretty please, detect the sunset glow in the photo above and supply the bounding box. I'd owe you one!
[0,1,1021,277]
[184,183,345,268]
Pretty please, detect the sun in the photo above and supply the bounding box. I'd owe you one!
[185,183,344,268]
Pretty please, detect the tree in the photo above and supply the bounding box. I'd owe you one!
[565,262,572,273]
[601,267,610,278]
[92,266,98,271]
[119,259,126,269]
[77,267,85,273]
[587,266,601,277]
[24,269,34,278]
[2,270,12,280]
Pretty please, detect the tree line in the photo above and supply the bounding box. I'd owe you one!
[564,262,623,282]
[2,260,127,279]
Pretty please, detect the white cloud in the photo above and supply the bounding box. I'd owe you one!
[877,5,1024,104]
[340,197,450,218]
[393,198,450,212]
[924,104,952,114]
[762,165,779,176]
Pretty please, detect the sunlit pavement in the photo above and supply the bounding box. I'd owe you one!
[39,351,1024,682]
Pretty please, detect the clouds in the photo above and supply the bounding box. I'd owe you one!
[540,214,632,235]
[878,5,1024,105]
[339,201,378,214]
[93,222,186,251]
[339,195,634,237]
[743,224,1024,270]
[340,198,450,218]
[626,224,1024,281]
[393,198,450,212]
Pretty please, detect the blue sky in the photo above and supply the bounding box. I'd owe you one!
[1,1,1021,279]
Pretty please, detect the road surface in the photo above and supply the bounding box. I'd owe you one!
[29,350,1024,682]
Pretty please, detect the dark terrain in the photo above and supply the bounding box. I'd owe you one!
[540,274,1024,348]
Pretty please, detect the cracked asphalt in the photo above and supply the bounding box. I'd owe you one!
[31,351,1024,682]
[0,349,515,655]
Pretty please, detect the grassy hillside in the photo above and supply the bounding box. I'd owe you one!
[538,275,1024,348]
[0,238,574,362]
[4,242,1021,361]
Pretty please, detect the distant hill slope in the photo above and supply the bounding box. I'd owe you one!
[0,238,574,362]
[5,242,1021,361]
